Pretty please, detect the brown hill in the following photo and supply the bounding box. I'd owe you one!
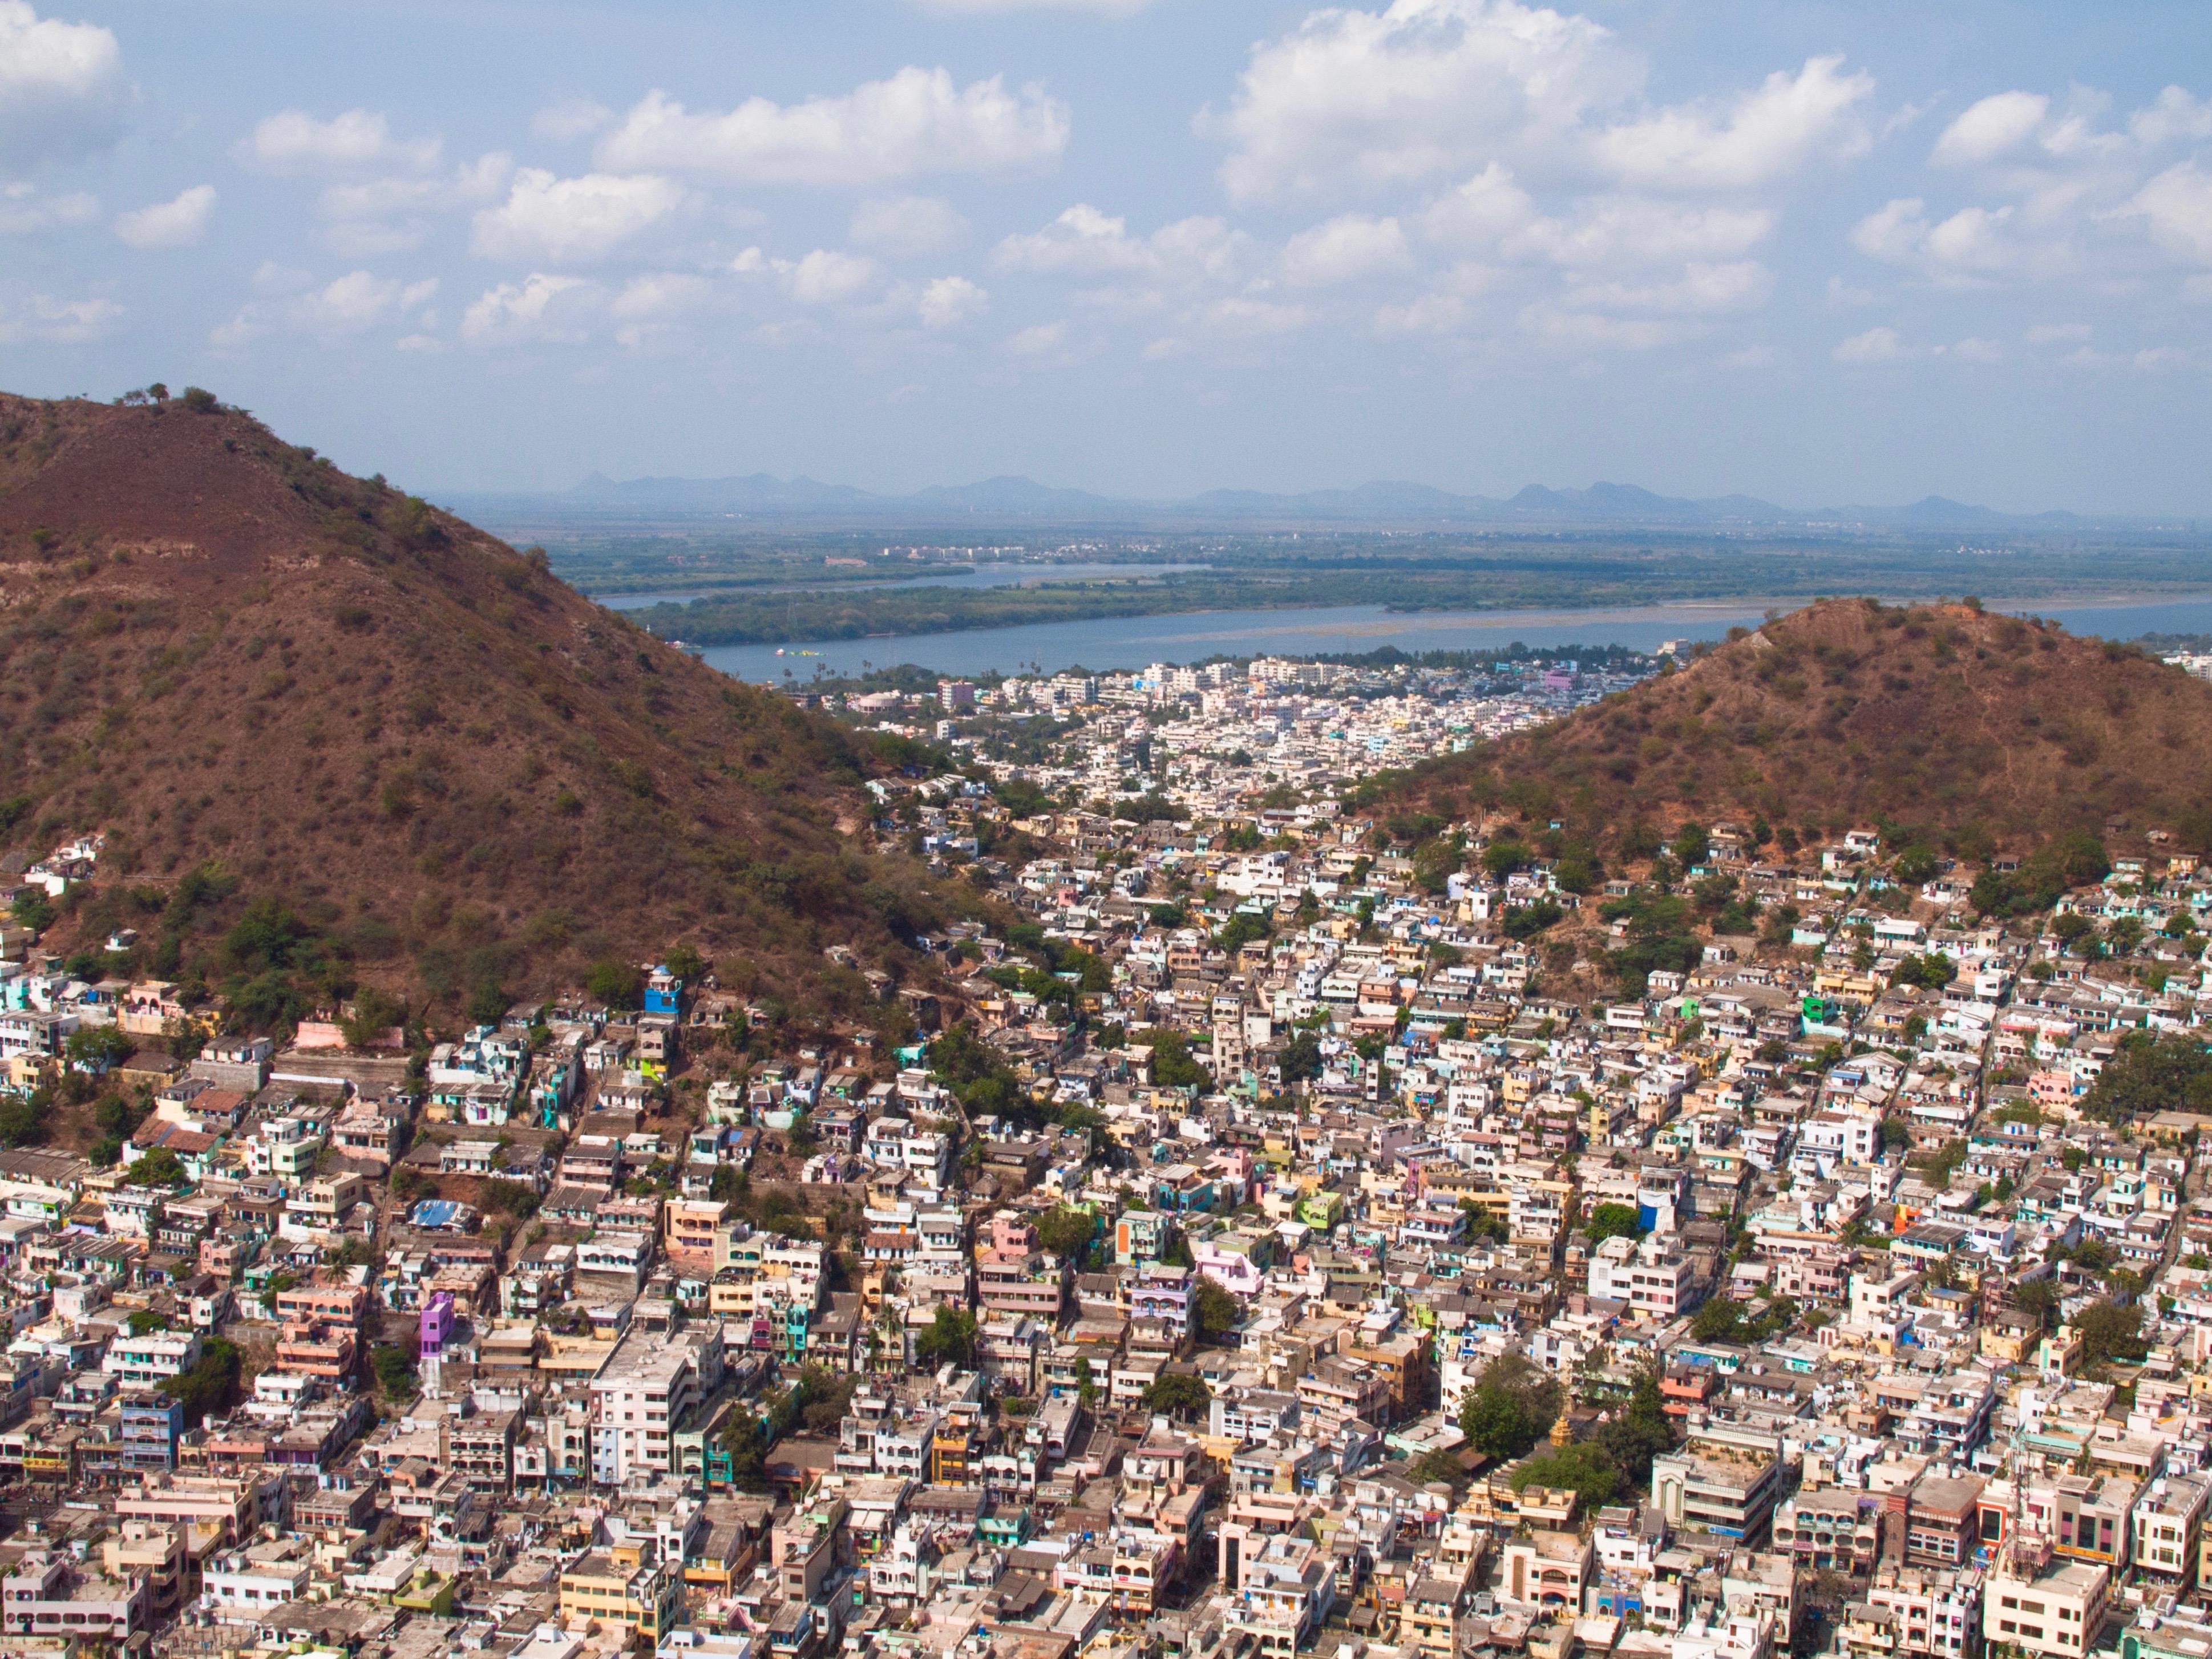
[1379,597,2212,861]
[0,389,960,1027]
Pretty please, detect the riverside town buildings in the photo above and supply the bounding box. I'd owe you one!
[2,646,2212,1659]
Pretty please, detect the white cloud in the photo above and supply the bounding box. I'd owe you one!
[850,195,968,257]
[1281,213,1411,286]
[1374,292,1468,336]
[1212,0,1632,204]
[1518,302,1691,351]
[462,273,596,344]
[2117,161,2212,266]
[612,272,707,319]
[1213,0,1868,206]
[2129,87,2212,149]
[730,245,889,306]
[597,68,1068,186]
[0,181,95,234]
[532,98,614,141]
[252,260,312,295]
[993,204,1246,282]
[242,108,440,175]
[113,184,216,249]
[1564,260,1770,314]
[0,289,119,343]
[1915,206,2042,277]
[1878,84,2212,304]
[611,272,710,349]
[469,168,684,264]
[1420,164,1538,246]
[278,270,436,337]
[1850,197,1927,263]
[316,153,511,257]
[0,1,124,168]
[1510,197,1775,269]
[1833,324,1910,365]
[1206,296,1313,337]
[1946,336,2003,363]
[916,274,988,327]
[1006,320,1069,355]
[1851,196,2066,286]
[1931,91,2049,167]
[1591,56,1873,191]
[784,249,878,305]
[208,309,262,350]
[1409,165,1781,335]
[2026,322,2090,343]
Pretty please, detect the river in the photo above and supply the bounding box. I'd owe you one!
[686,593,2212,685]
[593,562,1207,610]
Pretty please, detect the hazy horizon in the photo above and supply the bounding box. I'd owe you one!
[3,1,2210,513]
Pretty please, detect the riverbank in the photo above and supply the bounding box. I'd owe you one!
[697,592,2212,685]
[625,539,2212,649]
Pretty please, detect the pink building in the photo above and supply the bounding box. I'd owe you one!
[977,1215,1063,1319]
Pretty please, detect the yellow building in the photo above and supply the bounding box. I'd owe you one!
[558,1541,681,1642]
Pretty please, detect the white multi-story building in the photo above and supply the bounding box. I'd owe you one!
[2133,1472,2210,1582]
[103,1332,203,1386]
[588,1321,725,1486]
[1984,1551,2108,1659]
[201,1541,312,1612]
[1586,1232,1696,1320]
[1864,1565,1981,1659]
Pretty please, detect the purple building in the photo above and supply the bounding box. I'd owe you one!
[419,1290,455,1357]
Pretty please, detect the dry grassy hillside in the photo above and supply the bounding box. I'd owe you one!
[0,389,962,1026]
[1383,597,2212,857]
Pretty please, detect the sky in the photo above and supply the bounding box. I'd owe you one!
[3,0,2211,512]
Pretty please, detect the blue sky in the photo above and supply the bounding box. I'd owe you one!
[3,0,2211,511]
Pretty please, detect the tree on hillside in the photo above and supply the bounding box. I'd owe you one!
[586,957,643,1009]
[1591,1361,1678,1486]
[1586,1203,1646,1245]
[1692,1297,1746,1341]
[63,1025,134,1073]
[2076,1300,2148,1368]
[162,1338,242,1425]
[1278,1031,1324,1084]
[1481,839,1531,878]
[1192,1276,1240,1344]
[1147,1030,1211,1089]
[339,987,407,1049]
[1141,1373,1211,1421]
[126,1149,185,1187]
[1510,1442,1619,1506]
[1036,1206,1097,1265]
[2012,1277,2060,1327]
[914,1305,978,1370]
[1408,1447,1469,1488]
[373,1343,418,1397]
[2080,1031,2212,1126]
[1455,1352,1562,1459]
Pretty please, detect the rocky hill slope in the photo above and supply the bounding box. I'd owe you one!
[0,389,955,1027]
[1378,597,2212,861]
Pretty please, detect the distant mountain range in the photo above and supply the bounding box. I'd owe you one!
[446,470,2121,532]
